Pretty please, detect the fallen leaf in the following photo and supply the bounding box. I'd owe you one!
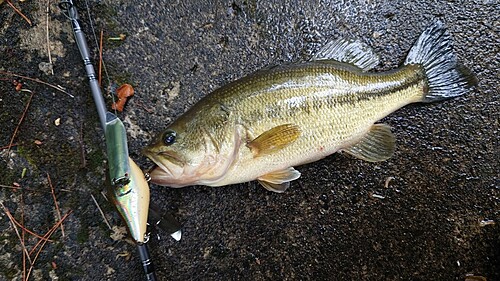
[166,81,181,102]
[105,265,115,276]
[110,225,127,241]
[115,251,131,261]
[111,84,134,112]
[116,84,134,100]
[108,34,127,41]
[111,101,125,112]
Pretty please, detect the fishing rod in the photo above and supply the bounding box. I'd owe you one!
[58,1,181,280]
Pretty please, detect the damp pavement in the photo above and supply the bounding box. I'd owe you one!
[0,0,498,280]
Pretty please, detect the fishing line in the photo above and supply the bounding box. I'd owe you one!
[83,0,117,116]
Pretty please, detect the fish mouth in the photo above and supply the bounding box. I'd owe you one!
[143,149,186,186]
[146,161,184,187]
[157,151,185,167]
[147,164,173,185]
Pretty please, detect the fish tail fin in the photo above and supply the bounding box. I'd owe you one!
[404,20,477,103]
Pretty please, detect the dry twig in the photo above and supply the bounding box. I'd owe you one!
[5,0,32,26]
[0,70,73,97]
[0,183,71,193]
[4,211,53,242]
[0,184,45,193]
[45,0,54,75]
[47,173,65,237]
[90,193,112,230]
[0,143,17,150]
[79,122,87,168]
[20,193,27,281]
[0,202,33,265]
[27,210,72,257]
[7,90,34,156]
[26,211,72,281]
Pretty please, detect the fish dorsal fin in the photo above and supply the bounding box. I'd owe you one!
[258,167,301,193]
[312,38,380,71]
[247,124,301,157]
[343,124,395,162]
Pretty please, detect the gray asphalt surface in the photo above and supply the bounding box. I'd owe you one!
[0,0,498,280]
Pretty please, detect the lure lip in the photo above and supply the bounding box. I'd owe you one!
[170,230,182,241]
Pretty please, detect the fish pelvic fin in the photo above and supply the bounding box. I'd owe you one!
[247,124,301,157]
[343,124,395,162]
[258,167,301,193]
[405,20,477,102]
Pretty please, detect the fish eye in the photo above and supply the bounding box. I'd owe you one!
[163,130,177,146]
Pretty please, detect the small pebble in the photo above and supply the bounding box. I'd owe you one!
[38,62,53,76]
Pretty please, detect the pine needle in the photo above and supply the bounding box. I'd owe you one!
[0,70,73,97]
[26,211,72,281]
[90,193,112,230]
[6,0,32,26]
[7,90,34,156]
[0,202,33,265]
[47,173,65,237]
[45,0,54,75]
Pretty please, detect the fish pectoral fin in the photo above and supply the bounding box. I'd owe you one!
[247,124,301,157]
[257,167,301,193]
[343,124,395,162]
[312,38,380,71]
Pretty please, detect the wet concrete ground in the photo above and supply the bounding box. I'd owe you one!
[1,0,498,280]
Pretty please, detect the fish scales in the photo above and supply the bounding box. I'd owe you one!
[205,63,427,186]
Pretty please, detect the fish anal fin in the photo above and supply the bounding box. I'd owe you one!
[258,181,290,193]
[247,124,301,157]
[343,124,395,162]
[312,38,380,71]
[257,167,301,193]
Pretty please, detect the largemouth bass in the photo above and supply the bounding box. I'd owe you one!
[143,21,476,193]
